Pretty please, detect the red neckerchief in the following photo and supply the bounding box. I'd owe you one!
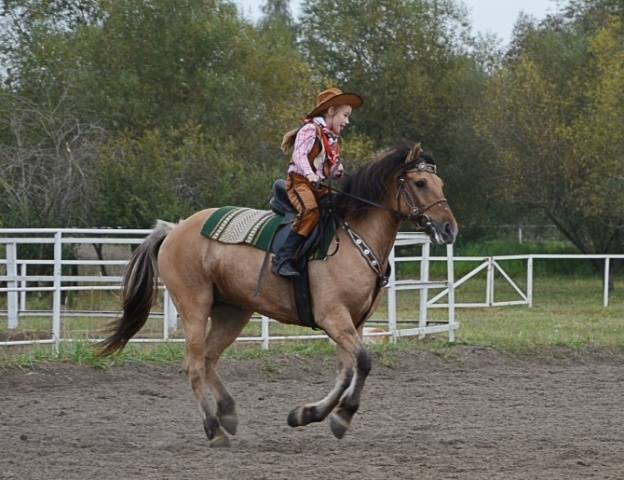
[305,118,341,167]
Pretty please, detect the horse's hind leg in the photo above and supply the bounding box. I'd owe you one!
[204,304,252,436]
[175,288,230,447]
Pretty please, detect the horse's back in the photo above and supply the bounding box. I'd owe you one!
[157,208,219,285]
[156,208,297,320]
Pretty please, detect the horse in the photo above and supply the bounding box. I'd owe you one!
[99,142,458,447]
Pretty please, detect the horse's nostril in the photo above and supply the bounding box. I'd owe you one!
[443,222,455,242]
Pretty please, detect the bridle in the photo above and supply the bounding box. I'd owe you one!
[318,160,449,299]
[320,161,448,225]
[397,162,449,225]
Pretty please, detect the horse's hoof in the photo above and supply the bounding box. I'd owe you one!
[287,407,303,427]
[219,414,238,436]
[209,433,231,448]
[329,413,349,439]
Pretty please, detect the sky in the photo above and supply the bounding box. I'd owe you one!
[235,0,559,45]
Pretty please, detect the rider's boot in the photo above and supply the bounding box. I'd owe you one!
[272,230,306,278]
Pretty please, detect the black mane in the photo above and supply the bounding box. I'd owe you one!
[334,143,435,220]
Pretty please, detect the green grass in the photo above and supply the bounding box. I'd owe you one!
[0,335,455,370]
[1,272,623,368]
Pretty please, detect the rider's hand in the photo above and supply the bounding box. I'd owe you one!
[335,163,344,178]
[306,172,320,183]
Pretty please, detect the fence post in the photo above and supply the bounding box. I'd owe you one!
[261,316,270,350]
[418,240,430,338]
[527,256,534,308]
[603,257,610,308]
[163,289,178,339]
[447,243,456,343]
[52,232,62,351]
[387,247,397,342]
[486,257,494,306]
[518,225,523,244]
[20,263,27,312]
[6,242,18,329]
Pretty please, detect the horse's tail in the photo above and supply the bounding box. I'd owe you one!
[98,220,175,356]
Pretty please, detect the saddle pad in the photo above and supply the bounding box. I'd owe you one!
[201,206,282,251]
[200,206,335,259]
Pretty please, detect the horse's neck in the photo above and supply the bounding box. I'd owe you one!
[345,209,401,264]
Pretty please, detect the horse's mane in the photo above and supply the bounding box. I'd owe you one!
[335,143,435,220]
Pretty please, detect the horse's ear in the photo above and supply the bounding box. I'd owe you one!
[405,143,422,163]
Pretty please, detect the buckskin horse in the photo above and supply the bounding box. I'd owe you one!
[99,143,458,447]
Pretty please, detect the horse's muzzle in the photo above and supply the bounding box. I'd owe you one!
[420,217,457,245]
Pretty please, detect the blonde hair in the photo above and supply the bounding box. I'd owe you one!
[280,127,299,154]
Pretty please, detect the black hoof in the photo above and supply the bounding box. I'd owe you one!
[329,413,349,439]
[204,417,217,439]
[287,407,302,427]
[219,414,238,436]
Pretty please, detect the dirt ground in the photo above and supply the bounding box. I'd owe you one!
[1,348,623,480]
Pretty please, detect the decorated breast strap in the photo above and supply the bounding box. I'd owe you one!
[342,221,389,287]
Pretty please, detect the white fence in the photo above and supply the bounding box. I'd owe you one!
[0,229,457,349]
[426,254,623,309]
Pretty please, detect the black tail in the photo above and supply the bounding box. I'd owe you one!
[98,221,174,356]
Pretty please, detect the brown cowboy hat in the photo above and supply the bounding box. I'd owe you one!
[306,87,363,119]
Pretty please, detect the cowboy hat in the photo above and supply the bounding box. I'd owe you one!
[306,87,363,119]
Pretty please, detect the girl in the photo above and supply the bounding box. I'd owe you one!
[272,87,363,277]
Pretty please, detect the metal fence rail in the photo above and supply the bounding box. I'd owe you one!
[0,229,457,349]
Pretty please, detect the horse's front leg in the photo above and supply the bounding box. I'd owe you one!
[288,313,371,439]
[328,330,371,439]
[287,343,355,428]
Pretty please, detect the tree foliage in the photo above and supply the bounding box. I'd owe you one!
[476,7,624,253]
[0,0,621,256]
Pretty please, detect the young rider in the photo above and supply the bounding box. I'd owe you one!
[272,87,363,278]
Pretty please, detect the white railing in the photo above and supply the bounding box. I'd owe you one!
[0,229,457,349]
[426,254,623,309]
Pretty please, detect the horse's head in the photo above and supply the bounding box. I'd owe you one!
[394,143,458,244]
[337,143,458,244]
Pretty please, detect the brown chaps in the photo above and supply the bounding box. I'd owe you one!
[286,173,328,237]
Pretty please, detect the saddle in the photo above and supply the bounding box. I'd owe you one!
[200,181,337,330]
[268,179,335,259]
[268,179,338,329]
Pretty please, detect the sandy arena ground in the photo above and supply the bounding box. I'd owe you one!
[1,348,623,480]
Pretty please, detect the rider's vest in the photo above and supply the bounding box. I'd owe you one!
[307,124,340,178]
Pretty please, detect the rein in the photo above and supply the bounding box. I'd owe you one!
[320,164,449,224]
[319,181,404,220]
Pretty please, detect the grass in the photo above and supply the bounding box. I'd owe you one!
[1,272,623,368]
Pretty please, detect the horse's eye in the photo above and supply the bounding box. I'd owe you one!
[415,180,426,188]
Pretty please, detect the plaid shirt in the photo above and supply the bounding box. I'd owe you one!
[288,120,319,178]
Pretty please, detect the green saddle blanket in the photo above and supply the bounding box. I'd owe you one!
[200,206,335,259]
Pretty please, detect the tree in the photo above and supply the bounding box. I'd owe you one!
[260,0,295,31]
[299,0,499,228]
[476,9,624,255]
[0,91,104,227]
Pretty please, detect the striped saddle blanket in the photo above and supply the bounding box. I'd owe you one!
[200,206,335,259]
[200,206,283,251]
